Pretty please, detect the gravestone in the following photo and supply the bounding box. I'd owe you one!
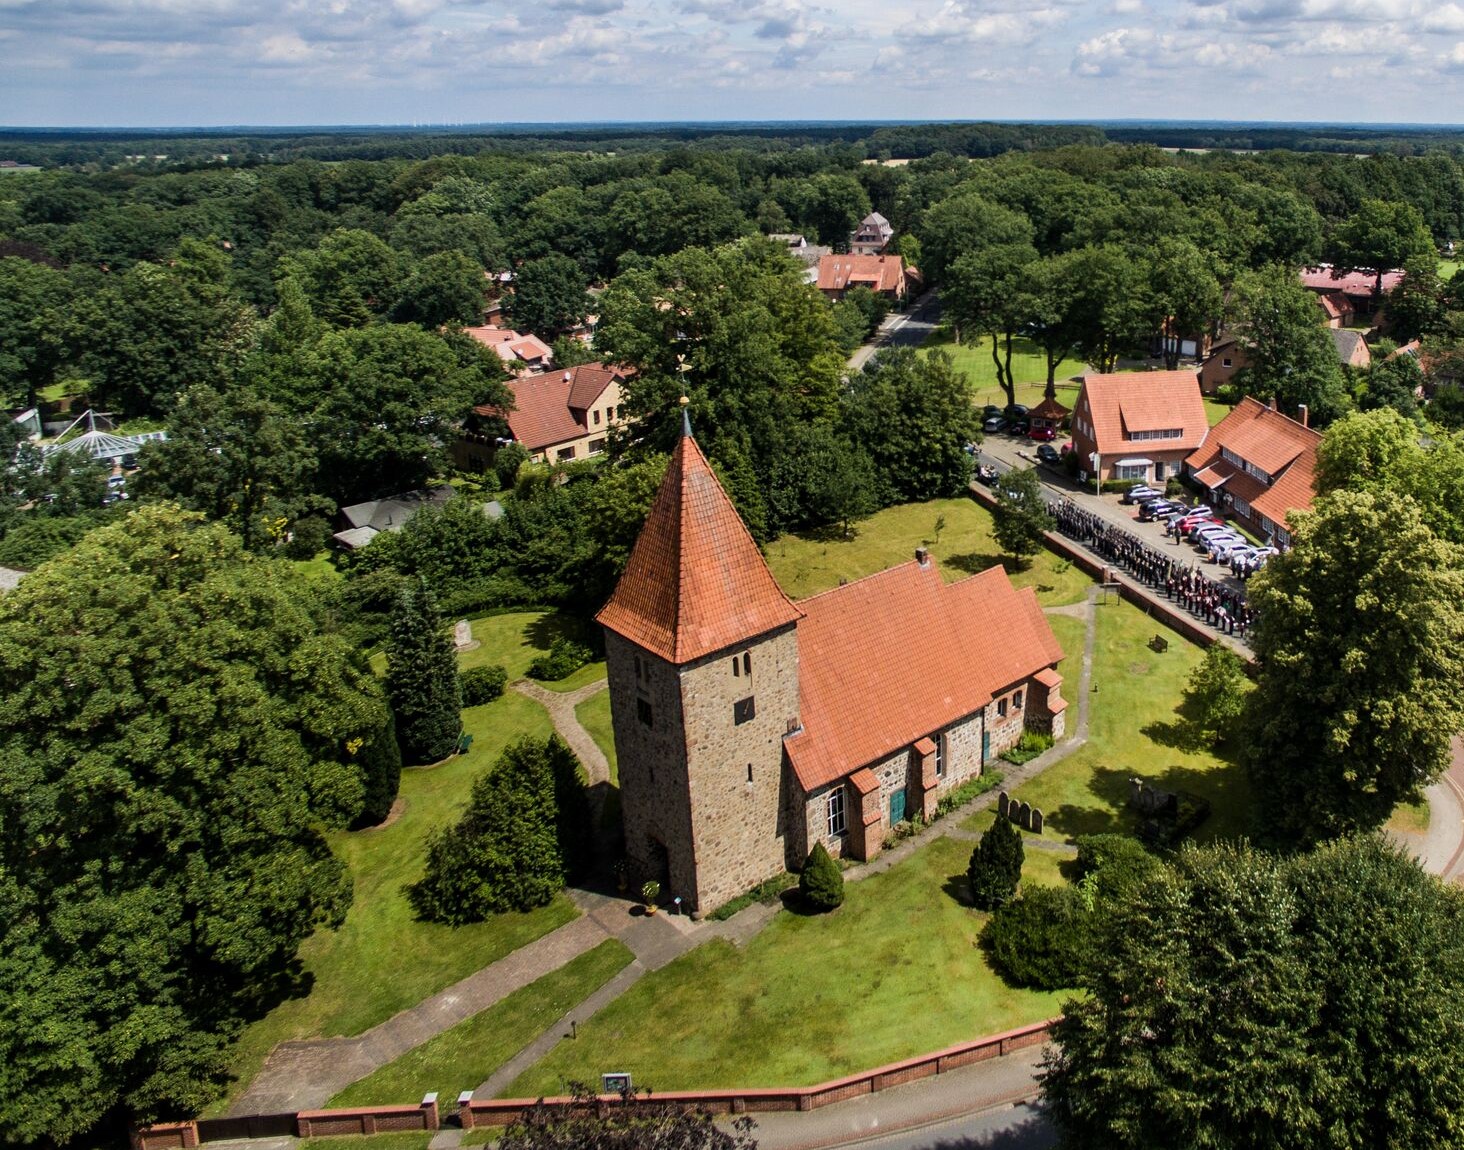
[1018,801,1032,830]
[1031,808,1044,834]
[453,618,480,652]
[998,791,1010,818]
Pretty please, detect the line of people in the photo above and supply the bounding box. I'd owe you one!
[1051,499,1255,639]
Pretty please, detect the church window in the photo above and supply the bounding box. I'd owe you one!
[1013,690,1023,711]
[997,697,1008,718]
[934,735,946,777]
[743,651,752,676]
[747,764,754,784]
[827,788,846,837]
[634,655,642,680]
[732,657,739,677]
[637,698,654,728]
[734,696,756,725]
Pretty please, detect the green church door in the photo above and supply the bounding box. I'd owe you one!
[982,731,991,764]
[890,788,906,825]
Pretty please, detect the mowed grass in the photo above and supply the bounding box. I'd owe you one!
[506,836,1064,1096]
[575,688,617,784]
[301,1137,430,1150]
[923,329,1080,409]
[216,688,574,1114]
[329,940,634,1107]
[974,597,1251,844]
[457,610,597,683]
[765,497,1092,608]
[1204,397,1233,426]
[1041,612,1089,690]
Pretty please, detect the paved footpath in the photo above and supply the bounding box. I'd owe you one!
[512,678,609,784]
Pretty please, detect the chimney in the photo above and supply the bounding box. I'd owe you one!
[915,547,931,568]
[1298,404,1309,428]
[563,371,571,382]
[1269,396,1278,411]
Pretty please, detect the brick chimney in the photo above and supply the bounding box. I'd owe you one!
[915,547,931,568]
[1298,403,1309,428]
[1269,396,1278,411]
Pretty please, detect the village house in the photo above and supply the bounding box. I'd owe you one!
[596,414,1065,913]
[1068,371,1210,486]
[1330,328,1371,371]
[456,362,633,469]
[1183,396,1320,547]
[332,486,454,550]
[767,232,832,268]
[1198,336,1247,396]
[1300,264,1404,324]
[849,211,894,255]
[1317,291,1355,329]
[815,252,908,303]
[463,325,554,371]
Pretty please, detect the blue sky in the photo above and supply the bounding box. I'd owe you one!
[4,0,1464,127]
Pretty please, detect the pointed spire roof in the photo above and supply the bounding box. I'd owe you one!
[597,426,803,665]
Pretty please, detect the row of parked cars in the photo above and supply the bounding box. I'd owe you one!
[981,404,1057,441]
[1124,487,1277,568]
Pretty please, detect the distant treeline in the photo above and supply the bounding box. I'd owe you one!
[13,118,1464,170]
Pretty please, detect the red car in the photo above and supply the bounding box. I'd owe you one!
[1028,426,1057,441]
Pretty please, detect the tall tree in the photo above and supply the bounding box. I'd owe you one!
[0,507,390,1143]
[133,384,329,551]
[1147,237,1223,370]
[1043,837,1464,1150]
[917,192,1033,284]
[1333,198,1437,293]
[390,249,485,328]
[0,256,74,408]
[506,254,590,336]
[943,242,1039,407]
[992,466,1052,567]
[1243,489,1464,846]
[385,581,462,766]
[1231,264,1351,427]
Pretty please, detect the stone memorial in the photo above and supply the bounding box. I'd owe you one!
[453,618,479,652]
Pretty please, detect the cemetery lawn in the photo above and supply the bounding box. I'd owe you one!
[506,837,1065,1097]
[765,497,1091,608]
[973,596,1251,844]
[538,661,607,693]
[329,940,634,1107]
[457,610,594,682]
[216,687,575,1114]
[575,688,618,783]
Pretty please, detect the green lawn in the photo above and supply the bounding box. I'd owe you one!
[506,837,1065,1097]
[538,661,607,693]
[1441,258,1460,281]
[216,689,574,1114]
[1204,397,1233,427]
[300,1137,430,1150]
[290,551,344,585]
[1042,613,1089,685]
[972,597,1251,844]
[37,379,85,403]
[575,689,617,784]
[457,610,588,681]
[330,940,634,1107]
[923,330,1080,409]
[1388,798,1431,836]
[765,497,1092,608]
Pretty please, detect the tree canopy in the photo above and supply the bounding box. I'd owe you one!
[0,506,391,1142]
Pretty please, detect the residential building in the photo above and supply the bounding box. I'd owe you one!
[463,325,554,371]
[767,233,832,268]
[1068,371,1210,486]
[457,362,633,469]
[333,486,454,550]
[849,211,894,255]
[1184,396,1320,547]
[1198,337,1248,396]
[1317,291,1354,328]
[1300,264,1404,323]
[596,417,1065,913]
[815,253,907,303]
[1330,328,1371,370]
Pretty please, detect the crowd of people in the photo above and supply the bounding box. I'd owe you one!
[1051,499,1256,639]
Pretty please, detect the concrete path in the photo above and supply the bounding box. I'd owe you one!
[513,678,610,785]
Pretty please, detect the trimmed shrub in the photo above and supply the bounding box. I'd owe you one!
[527,636,594,681]
[353,710,403,828]
[460,663,508,706]
[933,770,1004,819]
[1073,834,1163,900]
[386,581,463,765]
[982,885,1090,989]
[968,814,1024,910]
[799,842,845,912]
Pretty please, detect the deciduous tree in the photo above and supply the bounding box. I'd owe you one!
[992,466,1051,567]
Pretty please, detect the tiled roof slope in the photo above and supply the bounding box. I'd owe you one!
[785,562,1063,792]
[1300,265,1404,296]
[566,363,624,411]
[597,431,803,664]
[1185,396,1320,528]
[473,363,626,452]
[1081,371,1209,455]
[816,253,905,293]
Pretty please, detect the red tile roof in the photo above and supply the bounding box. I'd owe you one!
[464,325,552,365]
[1029,397,1071,422]
[1077,372,1210,456]
[1317,291,1354,321]
[816,253,906,295]
[1185,396,1320,529]
[1300,265,1404,297]
[597,430,803,664]
[784,562,1062,792]
[473,363,627,452]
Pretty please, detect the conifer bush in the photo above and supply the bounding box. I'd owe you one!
[799,841,845,912]
[967,813,1024,910]
[385,580,463,764]
[982,885,1090,989]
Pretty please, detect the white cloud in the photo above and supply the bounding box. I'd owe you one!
[1424,3,1464,33]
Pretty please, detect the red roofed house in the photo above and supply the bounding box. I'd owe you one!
[849,211,895,256]
[596,415,1065,912]
[816,253,907,303]
[1184,396,1320,547]
[464,325,554,371]
[1317,291,1355,329]
[1300,265,1404,324]
[1198,337,1249,396]
[1069,371,1210,487]
[456,362,632,470]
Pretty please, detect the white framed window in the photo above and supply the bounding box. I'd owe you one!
[588,438,606,456]
[934,734,946,777]
[557,446,575,462]
[827,788,846,837]
[1116,462,1149,480]
[997,697,1009,718]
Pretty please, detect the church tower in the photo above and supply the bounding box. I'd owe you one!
[597,410,803,913]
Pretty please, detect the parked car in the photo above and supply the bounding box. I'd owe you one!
[1139,500,1180,521]
[1036,443,1061,465]
[1205,533,1247,559]
[1028,425,1057,442]
[1123,485,1161,505]
[1004,403,1030,423]
[1175,514,1222,535]
[976,463,1000,485]
[983,415,1008,434]
[981,404,1003,422]
[1009,419,1030,436]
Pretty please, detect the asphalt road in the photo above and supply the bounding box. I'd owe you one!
[848,290,943,372]
[829,1102,1057,1150]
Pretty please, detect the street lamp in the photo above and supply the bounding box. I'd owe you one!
[1089,451,1100,499]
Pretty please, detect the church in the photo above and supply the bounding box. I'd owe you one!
[596,417,1068,914]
